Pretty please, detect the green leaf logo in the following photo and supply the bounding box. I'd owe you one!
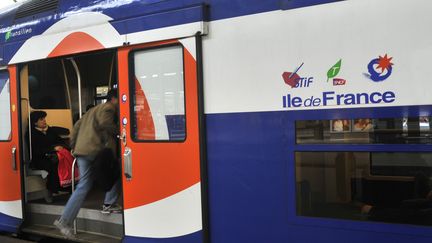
[5,31,11,41]
[327,59,342,82]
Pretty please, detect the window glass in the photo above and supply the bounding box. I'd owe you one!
[296,152,432,226]
[296,117,432,144]
[28,59,68,109]
[0,71,11,141]
[131,45,185,141]
[371,153,432,177]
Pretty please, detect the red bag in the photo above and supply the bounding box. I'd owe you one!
[57,149,80,187]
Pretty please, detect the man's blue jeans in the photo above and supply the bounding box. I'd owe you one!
[59,155,121,226]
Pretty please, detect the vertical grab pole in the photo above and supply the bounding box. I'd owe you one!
[70,58,81,234]
[108,55,115,88]
[70,58,82,119]
[61,60,73,112]
[71,158,77,235]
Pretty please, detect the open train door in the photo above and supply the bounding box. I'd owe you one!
[117,36,208,242]
[0,66,23,232]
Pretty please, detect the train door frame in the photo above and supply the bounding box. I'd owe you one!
[17,49,125,240]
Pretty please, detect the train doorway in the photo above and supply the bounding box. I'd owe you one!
[19,50,123,243]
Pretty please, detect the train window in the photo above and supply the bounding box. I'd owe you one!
[130,45,186,141]
[0,71,11,141]
[296,152,432,226]
[296,117,432,144]
[28,59,68,109]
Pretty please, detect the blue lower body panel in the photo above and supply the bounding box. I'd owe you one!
[0,212,21,233]
[205,105,432,243]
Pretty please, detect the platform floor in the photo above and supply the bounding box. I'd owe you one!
[0,235,33,243]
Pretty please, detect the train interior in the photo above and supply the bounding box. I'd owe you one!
[19,50,123,242]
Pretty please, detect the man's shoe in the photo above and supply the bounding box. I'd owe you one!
[54,219,74,238]
[101,204,122,214]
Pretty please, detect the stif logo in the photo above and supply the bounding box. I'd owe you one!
[282,62,314,88]
[366,54,394,82]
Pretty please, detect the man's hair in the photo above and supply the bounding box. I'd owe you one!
[107,88,118,101]
[30,110,47,126]
[86,104,95,111]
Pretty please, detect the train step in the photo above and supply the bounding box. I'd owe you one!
[23,203,123,242]
[21,224,120,243]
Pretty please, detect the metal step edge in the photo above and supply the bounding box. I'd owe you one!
[21,224,121,243]
[27,203,122,225]
[26,212,124,238]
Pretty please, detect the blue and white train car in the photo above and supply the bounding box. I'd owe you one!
[0,0,431,242]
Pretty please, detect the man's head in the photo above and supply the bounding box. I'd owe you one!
[30,110,47,129]
[107,88,118,105]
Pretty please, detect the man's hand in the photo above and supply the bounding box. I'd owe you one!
[54,146,64,151]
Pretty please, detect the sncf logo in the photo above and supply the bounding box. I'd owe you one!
[333,78,346,86]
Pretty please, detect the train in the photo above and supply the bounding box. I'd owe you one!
[0,0,431,242]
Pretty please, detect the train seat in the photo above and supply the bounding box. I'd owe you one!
[24,122,71,203]
[25,160,50,202]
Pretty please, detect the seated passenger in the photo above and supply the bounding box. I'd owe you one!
[29,111,68,201]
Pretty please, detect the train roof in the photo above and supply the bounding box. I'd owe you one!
[0,0,339,65]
